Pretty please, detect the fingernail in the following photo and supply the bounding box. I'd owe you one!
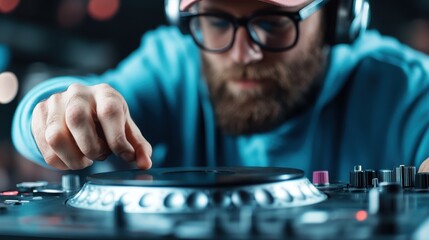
[120,152,135,162]
[86,160,94,167]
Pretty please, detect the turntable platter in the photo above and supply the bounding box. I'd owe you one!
[87,167,304,187]
[68,167,326,213]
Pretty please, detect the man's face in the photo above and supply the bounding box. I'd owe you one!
[200,0,327,135]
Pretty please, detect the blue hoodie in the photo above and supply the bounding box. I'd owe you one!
[12,27,429,181]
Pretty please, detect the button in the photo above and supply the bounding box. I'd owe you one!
[300,184,316,199]
[120,193,133,206]
[186,192,209,210]
[231,190,253,206]
[139,193,157,208]
[254,189,274,206]
[273,187,292,203]
[164,192,185,209]
[286,186,305,201]
[312,171,329,186]
[76,189,89,202]
[212,191,231,207]
[87,189,100,205]
[102,192,115,206]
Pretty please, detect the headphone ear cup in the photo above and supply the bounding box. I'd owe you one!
[164,0,190,34]
[165,0,181,26]
[326,0,370,45]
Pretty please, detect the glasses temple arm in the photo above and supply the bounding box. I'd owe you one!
[298,0,330,20]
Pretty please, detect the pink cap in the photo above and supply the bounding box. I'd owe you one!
[312,170,330,185]
[180,0,309,11]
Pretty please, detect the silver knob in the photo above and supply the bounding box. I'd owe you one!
[365,170,376,188]
[415,173,429,189]
[395,165,416,188]
[350,165,365,188]
[377,170,395,183]
[62,175,81,192]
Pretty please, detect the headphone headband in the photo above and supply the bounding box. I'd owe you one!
[165,0,370,45]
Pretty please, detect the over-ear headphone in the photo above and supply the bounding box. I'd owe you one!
[325,0,370,44]
[164,0,370,45]
[165,0,181,27]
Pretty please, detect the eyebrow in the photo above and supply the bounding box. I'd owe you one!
[200,5,292,15]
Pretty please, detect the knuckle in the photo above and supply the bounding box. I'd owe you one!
[98,99,123,118]
[67,83,85,94]
[33,101,47,115]
[97,83,112,90]
[44,126,66,148]
[45,113,62,128]
[109,134,127,153]
[65,104,89,128]
[44,154,61,167]
[32,105,47,133]
[66,89,90,105]
[81,144,103,159]
[47,93,63,106]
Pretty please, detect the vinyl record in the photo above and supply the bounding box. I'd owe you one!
[87,167,304,187]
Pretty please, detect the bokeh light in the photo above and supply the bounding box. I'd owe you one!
[57,0,86,28]
[0,0,20,14]
[87,0,120,21]
[0,72,19,104]
[355,210,368,222]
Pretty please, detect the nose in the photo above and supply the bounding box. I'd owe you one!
[229,27,263,65]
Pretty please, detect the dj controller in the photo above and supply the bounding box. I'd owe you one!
[1,165,429,239]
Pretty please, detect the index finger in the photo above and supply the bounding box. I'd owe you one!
[93,86,135,161]
[125,114,152,169]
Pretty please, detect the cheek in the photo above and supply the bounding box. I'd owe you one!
[202,53,224,71]
[286,11,324,54]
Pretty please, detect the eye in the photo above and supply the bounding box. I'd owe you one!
[207,17,230,29]
[252,16,293,33]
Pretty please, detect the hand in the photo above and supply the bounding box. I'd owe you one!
[418,157,429,172]
[31,83,152,170]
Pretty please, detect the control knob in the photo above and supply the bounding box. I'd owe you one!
[415,173,429,189]
[395,165,416,188]
[350,165,365,188]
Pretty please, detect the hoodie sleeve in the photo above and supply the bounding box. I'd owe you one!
[11,26,199,168]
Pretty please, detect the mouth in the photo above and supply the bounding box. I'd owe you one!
[230,79,265,90]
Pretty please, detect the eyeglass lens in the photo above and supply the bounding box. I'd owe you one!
[189,14,297,51]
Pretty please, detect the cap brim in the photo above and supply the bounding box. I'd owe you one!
[180,0,309,11]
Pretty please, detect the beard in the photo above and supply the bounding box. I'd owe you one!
[202,37,326,135]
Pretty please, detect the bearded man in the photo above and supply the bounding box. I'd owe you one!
[12,0,429,181]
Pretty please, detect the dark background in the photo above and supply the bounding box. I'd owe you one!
[0,0,428,189]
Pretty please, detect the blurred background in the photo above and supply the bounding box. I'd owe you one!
[0,0,428,190]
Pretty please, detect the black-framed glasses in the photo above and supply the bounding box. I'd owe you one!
[179,0,330,53]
